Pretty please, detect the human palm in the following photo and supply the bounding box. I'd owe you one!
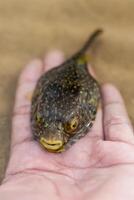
[0,51,134,200]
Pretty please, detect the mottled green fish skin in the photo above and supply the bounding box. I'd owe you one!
[31,29,102,152]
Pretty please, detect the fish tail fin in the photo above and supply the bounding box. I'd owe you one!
[73,29,103,59]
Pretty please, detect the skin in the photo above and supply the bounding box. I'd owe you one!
[0,51,134,200]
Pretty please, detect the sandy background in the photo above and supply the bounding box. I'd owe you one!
[0,0,134,181]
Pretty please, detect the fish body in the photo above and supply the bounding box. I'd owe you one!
[31,29,102,152]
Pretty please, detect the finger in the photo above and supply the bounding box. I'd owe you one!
[102,83,134,143]
[43,50,64,72]
[90,108,103,139]
[12,59,43,147]
[88,64,97,79]
[87,65,103,139]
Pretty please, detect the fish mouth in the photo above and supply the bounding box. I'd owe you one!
[39,136,64,152]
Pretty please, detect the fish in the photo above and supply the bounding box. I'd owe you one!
[31,29,102,153]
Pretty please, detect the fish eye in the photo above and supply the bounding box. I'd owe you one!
[64,116,79,134]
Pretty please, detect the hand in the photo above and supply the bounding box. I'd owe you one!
[0,51,134,200]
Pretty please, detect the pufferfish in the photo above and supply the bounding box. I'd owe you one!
[31,29,102,153]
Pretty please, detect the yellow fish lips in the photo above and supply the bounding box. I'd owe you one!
[39,136,64,152]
